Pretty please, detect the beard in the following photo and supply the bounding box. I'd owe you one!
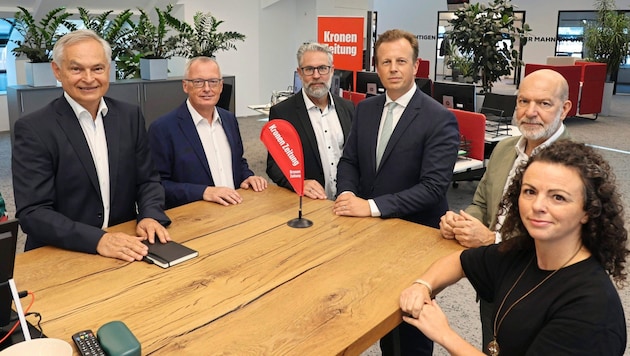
[512,109,563,142]
[304,76,332,99]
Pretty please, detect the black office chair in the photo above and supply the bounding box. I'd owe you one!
[481,93,516,140]
[480,93,516,122]
[217,83,232,111]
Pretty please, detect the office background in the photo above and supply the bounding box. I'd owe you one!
[3,0,630,127]
[1,1,630,353]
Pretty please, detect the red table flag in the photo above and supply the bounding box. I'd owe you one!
[260,120,305,196]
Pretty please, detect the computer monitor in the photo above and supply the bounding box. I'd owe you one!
[432,81,477,112]
[334,69,354,92]
[0,219,41,349]
[292,71,302,94]
[355,71,385,95]
[415,78,433,97]
[0,219,18,339]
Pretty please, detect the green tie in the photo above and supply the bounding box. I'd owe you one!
[376,102,396,168]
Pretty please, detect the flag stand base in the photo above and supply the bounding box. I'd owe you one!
[287,218,313,228]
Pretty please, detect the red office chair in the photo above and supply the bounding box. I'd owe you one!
[349,91,366,106]
[449,108,486,187]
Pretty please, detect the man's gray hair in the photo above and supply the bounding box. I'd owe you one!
[185,56,221,78]
[296,42,333,67]
[52,29,112,64]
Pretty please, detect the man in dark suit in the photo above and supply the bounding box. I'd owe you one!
[266,42,354,200]
[334,29,460,355]
[12,29,171,262]
[148,57,267,209]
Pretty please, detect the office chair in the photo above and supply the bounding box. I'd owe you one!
[480,92,516,139]
[449,109,486,187]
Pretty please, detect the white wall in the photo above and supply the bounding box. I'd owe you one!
[0,96,8,131]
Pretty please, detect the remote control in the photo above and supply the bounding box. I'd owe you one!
[72,330,106,356]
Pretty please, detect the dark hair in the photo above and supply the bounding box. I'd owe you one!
[499,140,628,286]
[374,29,418,64]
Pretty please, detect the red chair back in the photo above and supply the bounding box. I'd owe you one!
[448,108,486,161]
[524,64,581,117]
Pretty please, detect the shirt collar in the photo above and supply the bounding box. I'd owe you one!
[187,99,221,126]
[64,92,108,119]
[515,124,566,157]
[301,89,334,111]
[385,83,417,108]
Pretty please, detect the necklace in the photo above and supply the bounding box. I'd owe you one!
[488,244,582,356]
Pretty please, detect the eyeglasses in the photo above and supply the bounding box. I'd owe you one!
[300,65,332,76]
[184,78,223,88]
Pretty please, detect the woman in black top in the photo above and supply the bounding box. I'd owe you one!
[400,140,628,355]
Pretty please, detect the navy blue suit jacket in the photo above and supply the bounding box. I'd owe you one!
[336,88,460,227]
[148,102,254,209]
[12,96,170,253]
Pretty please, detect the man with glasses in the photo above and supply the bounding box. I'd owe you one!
[266,42,355,200]
[148,56,267,209]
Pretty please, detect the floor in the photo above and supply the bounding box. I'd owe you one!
[2,77,630,355]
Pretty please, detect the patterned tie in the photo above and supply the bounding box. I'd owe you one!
[376,102,396,168]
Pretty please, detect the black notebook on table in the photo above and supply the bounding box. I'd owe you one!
[142,240,198,268]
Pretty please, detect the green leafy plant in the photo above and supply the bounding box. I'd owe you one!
[164,11,246,58]
[77,7,134,61]
[447,0,531,93]
[583,0,630,82]
[4,6,76,63]
[446,42,475,80]
[131,4,177,59]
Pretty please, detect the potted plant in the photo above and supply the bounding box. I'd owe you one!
[445,42,475,83]
[130,5,178,80]
[446,0,531,93]
[78,7,135,81]
[4,6,76,87]
[583,0,630,92]
[164,11,246,59]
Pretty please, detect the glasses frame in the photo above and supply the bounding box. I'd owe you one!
[184,78,223,88]
[300,65,332,76]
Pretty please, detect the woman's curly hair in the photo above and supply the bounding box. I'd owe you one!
[498,140,628,287]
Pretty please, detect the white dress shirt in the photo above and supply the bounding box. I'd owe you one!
[65,92,111,228]
[187,100,234,188]
[302,90,344,199]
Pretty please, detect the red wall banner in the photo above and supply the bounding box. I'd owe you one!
[260,120,305,196]
[317,16,364,71]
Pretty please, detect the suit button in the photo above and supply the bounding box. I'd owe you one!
[97,213,103,219]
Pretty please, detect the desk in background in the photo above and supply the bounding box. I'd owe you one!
[484,124,521,159]
[14,186,462,355]
[247,103,270,117]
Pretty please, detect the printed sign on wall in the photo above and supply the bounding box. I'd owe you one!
[317,16,364,71]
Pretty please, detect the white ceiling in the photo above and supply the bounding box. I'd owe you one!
[0,0,177,19]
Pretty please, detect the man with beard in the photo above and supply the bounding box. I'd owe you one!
[439,68,572,350]
[266,42,355,200]
[148,57,267,209]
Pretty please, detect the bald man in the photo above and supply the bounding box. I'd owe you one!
[439,68,573,349]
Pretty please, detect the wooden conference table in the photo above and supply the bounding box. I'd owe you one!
[14,186,463,355]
